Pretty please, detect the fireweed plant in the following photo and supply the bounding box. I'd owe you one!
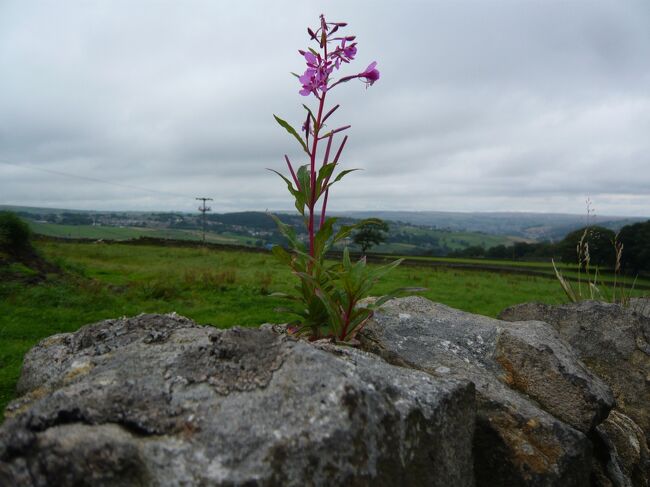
[269,15,407,342]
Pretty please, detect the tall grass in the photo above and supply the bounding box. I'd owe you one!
[553,226,637,305]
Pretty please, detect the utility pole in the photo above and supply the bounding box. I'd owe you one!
[195,197,213,244]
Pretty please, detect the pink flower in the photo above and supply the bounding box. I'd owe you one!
[359,62,380,86]
[298,65,332,97]
[329,39,357,69]
[341,39,357,59]
[296,16,379,96]
[303,51,319,66]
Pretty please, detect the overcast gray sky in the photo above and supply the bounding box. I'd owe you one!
[1,0,649,216]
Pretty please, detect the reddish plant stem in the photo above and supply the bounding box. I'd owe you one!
[332,135,348,162]
[307,33,329,259]
[317,135,334,231]
[321,104,340,125]
[319,135,348,230]
[322,134,333,168]
[308,93,326,259]
[285,155,300,190]
[321,136,348,191]
[319,125,350,140]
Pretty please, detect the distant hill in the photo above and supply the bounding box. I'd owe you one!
[332,211,648,241]
[3,205,647,249]
[0,205,149,216]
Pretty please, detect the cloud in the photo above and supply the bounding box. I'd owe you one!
[0,0,649,216]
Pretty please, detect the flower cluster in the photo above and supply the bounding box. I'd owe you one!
[297,15,379,97]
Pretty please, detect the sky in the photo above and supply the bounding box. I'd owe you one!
[1,0,649,216]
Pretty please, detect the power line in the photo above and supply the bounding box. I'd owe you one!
[196,197,213,243]
[0,160,192,200]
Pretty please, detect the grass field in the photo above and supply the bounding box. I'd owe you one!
[377,253,650,289]
[369,226,520,254]
[1,240,646,419]
[26,221,252,245]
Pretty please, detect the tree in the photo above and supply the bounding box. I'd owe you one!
[617,220,650,273]
[353,220,389,254]
[0,211,33,256]
[557,226,615,268]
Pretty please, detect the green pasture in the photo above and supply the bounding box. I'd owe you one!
[369,225,518,254]
[378,254,649,289]
[26,221,251,245]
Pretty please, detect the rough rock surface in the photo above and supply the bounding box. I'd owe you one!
[630,297,650,319]
[499,300,650,447]
[595,410,650,487]
[360,297,615,487]
[0,313,476,487]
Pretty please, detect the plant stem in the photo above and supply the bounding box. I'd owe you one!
[307,33,329,259]
[308,94,326,258]
[319,135,348,230]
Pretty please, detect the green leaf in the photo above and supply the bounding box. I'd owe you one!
[327,169,360,188]
[268,169,299,198]
[370,287,424,309]
[268,213,303,251]
[302,104,316,122]
[316,162,337,195]
[314,217,337,257]
[274,114,309,154]
[293,199,305,216]
[268,168,306,215]
[342,246,352,270]
[271,245,292,265]
[332,219,382,245]
[314,287,344,335]
[296,165,312,206]
[343,307,373,339]
[332,224,356,245]
[367,258,403,283]
[358,218,386,226]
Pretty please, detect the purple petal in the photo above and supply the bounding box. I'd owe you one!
[304,52,318,65]
[367,69,380,81]
[298,68,315,84]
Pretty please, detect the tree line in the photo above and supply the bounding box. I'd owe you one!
[448,221,650,273]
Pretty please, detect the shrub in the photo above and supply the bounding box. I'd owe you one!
[0,212,33,256]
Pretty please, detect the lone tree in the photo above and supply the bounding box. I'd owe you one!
[353,219,389,254]
[0,211,33,257]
